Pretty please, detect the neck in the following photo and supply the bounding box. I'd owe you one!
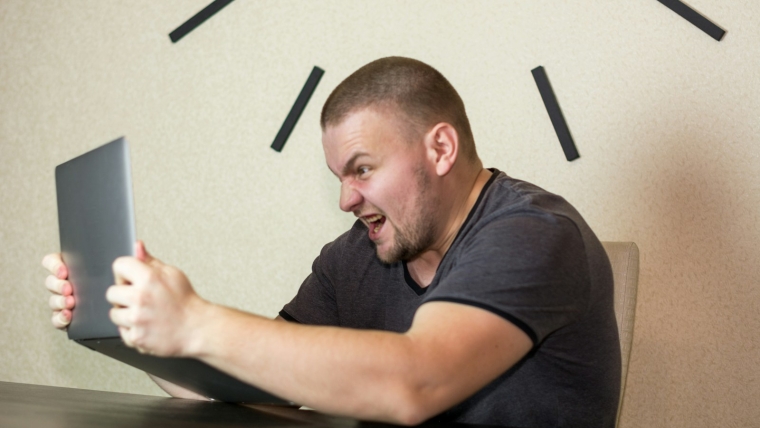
[406,166,492,287]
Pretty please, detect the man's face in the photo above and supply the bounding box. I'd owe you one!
[322,108,441,264]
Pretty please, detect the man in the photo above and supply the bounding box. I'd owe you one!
[43,57,621,427]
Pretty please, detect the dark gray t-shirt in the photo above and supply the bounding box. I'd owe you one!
[281,170,621,427]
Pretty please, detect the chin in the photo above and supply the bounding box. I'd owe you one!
[374,246,398,265]
[375,251,394,265]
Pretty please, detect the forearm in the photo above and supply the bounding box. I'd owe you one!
[186,304,431,424]
[147,374,210,401]
[105,249,530,424]
[146,315,289,401]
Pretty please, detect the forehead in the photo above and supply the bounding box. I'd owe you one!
[323,107,401,142]
[322,108,410,170]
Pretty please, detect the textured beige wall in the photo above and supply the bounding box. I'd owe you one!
[1,1,758,427]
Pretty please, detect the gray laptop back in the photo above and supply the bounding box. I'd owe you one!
[56,137,135,341]
[54,138,290,404]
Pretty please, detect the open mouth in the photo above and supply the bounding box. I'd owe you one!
[365,214,386,237]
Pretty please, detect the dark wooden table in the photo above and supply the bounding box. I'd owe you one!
[0,381,357,428]
[0,381,503,428]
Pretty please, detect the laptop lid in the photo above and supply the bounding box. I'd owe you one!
[56,137,134,341]
[54,137,290,404]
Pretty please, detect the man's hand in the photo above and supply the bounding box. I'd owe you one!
[42,253,75,329]
[106,241,210,357]
[42,246,212,400]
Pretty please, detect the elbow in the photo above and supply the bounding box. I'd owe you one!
[384,383,440,426]
[392,407,430,427]
[372,339,454,425]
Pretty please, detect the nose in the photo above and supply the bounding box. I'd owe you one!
[339,180,363,213]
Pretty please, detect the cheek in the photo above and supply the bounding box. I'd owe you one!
[362,168,419,214]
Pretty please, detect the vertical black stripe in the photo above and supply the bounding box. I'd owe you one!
[271,66,325,152]
[657,0,726,41]
[169,0,236,43]
[531,66,580,162]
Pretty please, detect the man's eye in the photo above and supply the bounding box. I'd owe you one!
[357,166,370,175]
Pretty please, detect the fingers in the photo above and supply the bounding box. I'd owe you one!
[119,326,152,354]
[119,326,139,350]
[118,326,149,354]
[112,256,152,286]
[106,285,135,307]
[45,275,72,296]
[42,253,68,279]
[45,254,74,331]
[48,294,75,311]
[51,310,72,330]
[110,307,134,328]
[119,326,133,347]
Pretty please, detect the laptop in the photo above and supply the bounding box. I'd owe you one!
[55,137,291,404]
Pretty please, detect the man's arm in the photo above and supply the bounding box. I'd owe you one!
[188,301,531,425]
[106,245,532,425]
[148,315,289,400]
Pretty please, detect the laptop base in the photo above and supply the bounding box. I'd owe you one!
[78,338,292,405]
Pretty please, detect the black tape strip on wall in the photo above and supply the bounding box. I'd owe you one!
[656,0,725,41]
[531,66,580,162]
[169,0,235,43]
[271,66,325,152]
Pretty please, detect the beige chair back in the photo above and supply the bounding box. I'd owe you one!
[601,242,639,428]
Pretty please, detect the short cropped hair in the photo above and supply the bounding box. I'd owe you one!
[321,57,477,162]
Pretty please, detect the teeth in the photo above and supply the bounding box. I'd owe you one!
[365,214,384,234]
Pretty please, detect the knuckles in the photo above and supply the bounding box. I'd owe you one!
[45,275,62,293]
[128,310,142,326]
[51,312,67,328]
[131,329,146,348]
[49,295,65,310]
[105,257,191,358]
[134,286,154,308]
[143,270,160,287]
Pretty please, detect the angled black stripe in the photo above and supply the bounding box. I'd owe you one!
[169,0,235,43]
[657,0,725,41]
[531,66,580,162]
[271,66,325,152]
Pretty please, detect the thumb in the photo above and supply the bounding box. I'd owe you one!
[134,240,156,264]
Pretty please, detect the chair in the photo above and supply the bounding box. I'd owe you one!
[601,242,639,428]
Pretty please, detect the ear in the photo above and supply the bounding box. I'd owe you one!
[424,122,459,176]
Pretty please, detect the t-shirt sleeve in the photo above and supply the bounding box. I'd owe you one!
[279,240,341,326]
[424,214,590,345]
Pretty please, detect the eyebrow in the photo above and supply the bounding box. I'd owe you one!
[339,151,369,177]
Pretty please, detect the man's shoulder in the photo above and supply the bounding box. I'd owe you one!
[468,171,583,238]
[487,171,576,215]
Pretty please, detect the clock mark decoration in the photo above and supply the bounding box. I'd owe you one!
[531,66,580,162]
[161,2,726,161]
[169,0,235,43]
[656,0,726,41]
[271,66,325,152]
